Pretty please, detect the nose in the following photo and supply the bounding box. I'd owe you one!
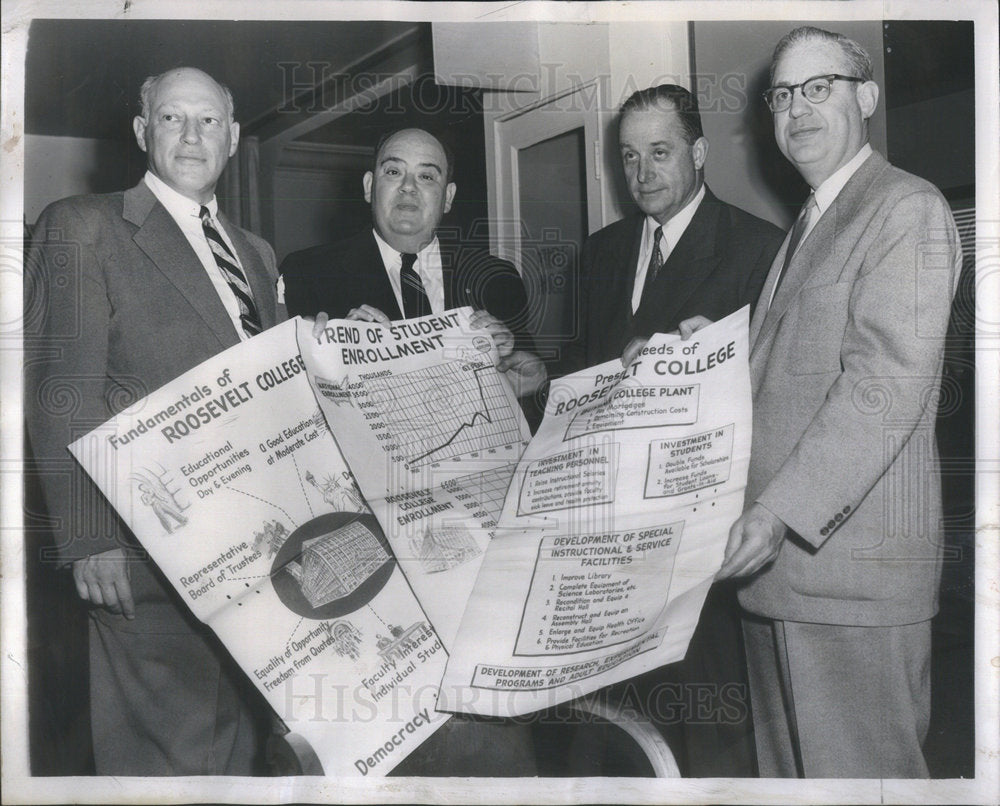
[637,156,655,183]
[788,86,812,118]
[399,171,417,193]
[180,117,201,144]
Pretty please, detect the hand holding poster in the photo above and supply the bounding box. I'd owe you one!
[438,308,753,717]
[68,320,450,777]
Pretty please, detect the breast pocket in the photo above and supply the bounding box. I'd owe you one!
[788,282,853,375]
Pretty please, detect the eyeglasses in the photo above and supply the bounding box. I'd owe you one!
[763,74,864,113]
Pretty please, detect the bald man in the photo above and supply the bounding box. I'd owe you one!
[25,67,282,774]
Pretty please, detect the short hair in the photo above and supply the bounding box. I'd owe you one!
[770,26,874,84]
[619,84,704,145]
[138,68,236,121]
[372,127,455,183]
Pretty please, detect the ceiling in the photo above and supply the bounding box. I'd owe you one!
[25,18,429,140]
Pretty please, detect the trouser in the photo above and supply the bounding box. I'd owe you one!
[88,560,264,775]
[742,615,931,778]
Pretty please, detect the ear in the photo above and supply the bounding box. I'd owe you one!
[228,121,241,158]
[443,182,457,214]
[856,80,879,119]
[363,171,374,204]
[691,136,709,171]
[132,116,148,153]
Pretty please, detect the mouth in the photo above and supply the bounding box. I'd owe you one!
[394,203,420,212]
[788,126,822,139]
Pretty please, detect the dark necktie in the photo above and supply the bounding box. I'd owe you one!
[399,252,429,318]
[640,226,664,301]
[771,194,816,301]
[200,206,262,337]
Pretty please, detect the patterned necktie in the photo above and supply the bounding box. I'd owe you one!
[772,194,817,300]
[399,252,429,318]
[200,206,262,337]
[640,226,664,301]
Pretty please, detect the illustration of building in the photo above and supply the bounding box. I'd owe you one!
[295,521,389,608]
[410,526,481,573]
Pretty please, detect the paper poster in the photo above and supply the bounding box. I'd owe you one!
[438,308,753,717]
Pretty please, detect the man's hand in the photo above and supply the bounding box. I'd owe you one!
[716,502,788,579]
[622,336,650,367]
[73,548,135,619]
[677,315,713,339]
[469,309,514,356]
[346,305,390,324]
[499,350,548,398]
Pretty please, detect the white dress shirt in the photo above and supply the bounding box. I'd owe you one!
[144,171,250,340]
[372,229,447,314]
[631,184,706,312]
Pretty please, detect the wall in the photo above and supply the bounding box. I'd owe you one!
[24,135,139,223]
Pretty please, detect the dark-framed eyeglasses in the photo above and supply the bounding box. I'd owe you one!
[763,74,865,113]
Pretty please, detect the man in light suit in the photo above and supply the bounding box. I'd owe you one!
[25,67,281,774]
[581,85,783,778]
[280,126,545,403]
[569,84,783,372]
[699,27,962,777]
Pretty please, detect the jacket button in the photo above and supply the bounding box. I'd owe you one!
[843,505,851,514]
[835,513,843,522]
[820,527,829,536]
[827,520,836,530]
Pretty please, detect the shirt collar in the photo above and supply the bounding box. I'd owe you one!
[144,170,218,219]
[372,228,440,269]
[644,183,706,249]
[813,143,872,214]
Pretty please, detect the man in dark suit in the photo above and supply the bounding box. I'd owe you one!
[707,27,961,778]
[280,126,544,401]
[279,126,539,775]
[580,85,783,778]
[25,67,281,774]
[571,84,783,371]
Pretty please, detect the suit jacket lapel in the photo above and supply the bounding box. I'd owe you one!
[124,183,237,349]
[638,190,720,327]
[751,152,887,353]
[364,231,404,319]
[439,236,460,310]
[620,216,645,315]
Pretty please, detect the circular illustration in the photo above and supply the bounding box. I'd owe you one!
[271,511,395,619]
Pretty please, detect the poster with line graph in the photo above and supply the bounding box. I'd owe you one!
[363,360,525,467]
[69,320,450,777]
[299,308,532,647]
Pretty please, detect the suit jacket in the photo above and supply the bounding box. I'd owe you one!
[25,180,283,581]
[570,188,783,370]
[739,151,962,626]
[280,229,535,351]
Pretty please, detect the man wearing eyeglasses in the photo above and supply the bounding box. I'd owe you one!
[681,27,962,777]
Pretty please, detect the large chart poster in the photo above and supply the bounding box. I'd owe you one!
[67,320,449,777]
[296,308,532,648]
[438,309,752,717]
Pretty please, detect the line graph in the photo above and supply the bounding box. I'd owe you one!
[362,361,524,467]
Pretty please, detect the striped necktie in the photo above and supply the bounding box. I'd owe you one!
[200,206,262,337]
[399,252,430,318]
